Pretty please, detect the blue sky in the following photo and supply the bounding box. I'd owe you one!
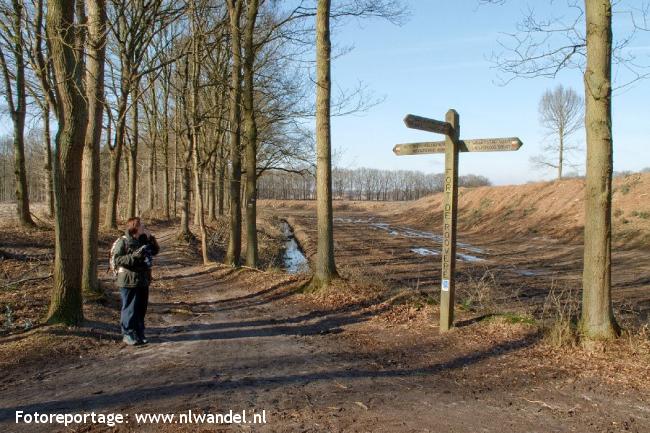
[329,1,650,185]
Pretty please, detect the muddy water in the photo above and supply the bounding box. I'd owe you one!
[335,217,485,262]
[281,221,309,274]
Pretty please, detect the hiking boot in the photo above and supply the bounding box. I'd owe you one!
[122,334,139,346]
[138,336,148,345]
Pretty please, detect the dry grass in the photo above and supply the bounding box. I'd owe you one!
[540,284,580,348]
[457,269,499,313]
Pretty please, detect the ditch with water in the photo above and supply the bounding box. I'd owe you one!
[280,221,309,274]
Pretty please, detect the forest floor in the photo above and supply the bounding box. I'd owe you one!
[0,199,649,432]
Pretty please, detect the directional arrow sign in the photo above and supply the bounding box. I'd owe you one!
[393,142,446,155]
[403,114,453,136]
[462,137,523,152]
[394,137,523,155]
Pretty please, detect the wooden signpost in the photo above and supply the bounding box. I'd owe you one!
[395,109,523,332]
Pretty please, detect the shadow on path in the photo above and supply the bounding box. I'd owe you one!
[0,335,539,421]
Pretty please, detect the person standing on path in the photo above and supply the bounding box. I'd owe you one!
[111,217,159,346]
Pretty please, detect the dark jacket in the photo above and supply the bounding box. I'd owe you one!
[113,231,160,288]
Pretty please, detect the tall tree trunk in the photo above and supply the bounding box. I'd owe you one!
[46,0,88,325]
[32,0,56,218]
[313,0,338,287]
[208,161,216,221]
[178,57,193,239]
[12,112,33,226]
[81,0,106,295]
[194,166,201,226]
[558,127,564,180]
[127,90,139,218]
[188,0,209,263]
[581,0,619,340]
[179,159,192,238]
[173,108,179,219]
[43,105,54,217]
[148,140,155,210]
[225,0,243,266]
[218,147,225,216]
[162,134,170,219]
[242,0,259,267]
[104,95,127,229]
[192,149,209,262]
[162,76,171,219]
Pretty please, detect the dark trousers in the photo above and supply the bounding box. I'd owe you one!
[120,285,149,338]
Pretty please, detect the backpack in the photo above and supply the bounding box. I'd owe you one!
[109,235,127,277]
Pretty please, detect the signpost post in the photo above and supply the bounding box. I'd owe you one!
[395,109,523,332]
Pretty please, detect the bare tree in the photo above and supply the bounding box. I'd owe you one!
[312,0,338,287]
[0,0,35,226]
[188,0,209,264]
[26,0,56,217]
[46,0,89,325]
[581,0,619,339]
[487,0,625,339]
[81,0,107,295]
[488,0,649,86]
[225,0,243,266]
[242,0,260,267]
[177,53,194,240]
[104,0,181,229]
[531,85,583,179]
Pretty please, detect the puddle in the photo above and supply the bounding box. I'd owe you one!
[411,248,483,262]
[411,248,440,256]
[334,216,487,261]
[456,253,484,263]
[281,221,309,274]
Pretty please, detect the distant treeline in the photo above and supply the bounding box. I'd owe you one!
[258,168,492,201]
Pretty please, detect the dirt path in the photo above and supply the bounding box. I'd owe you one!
[1,225,648,432]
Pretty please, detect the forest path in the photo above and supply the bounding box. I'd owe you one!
[0,225,647,432]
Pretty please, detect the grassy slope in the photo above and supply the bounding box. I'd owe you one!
[380,173,650,248]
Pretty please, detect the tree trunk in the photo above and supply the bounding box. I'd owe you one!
[194,165,201,226]
[208,161,216,221]
[46,0,88,325]
[148,139,155,211]
[162,76,171,220]
[104,95,127,229]
[225,0,243,266]
[558,127,564,180]
[313,0,338,287]
[43,105,54,217]
[243,0,260,267]
[81,0,106,295]
[12,115,33,227]
[188,13,208,261]
[179,161,192,238]
[162,135,170,219]
[178,56,193,240]
[581,0,619,340]
[32,0,56,218]
[192,148,209,262]
[218,153,225,216]
[127,90,139,218]
[189,29,209,264]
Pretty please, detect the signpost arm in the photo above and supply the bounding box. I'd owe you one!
[440,109,460,332]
